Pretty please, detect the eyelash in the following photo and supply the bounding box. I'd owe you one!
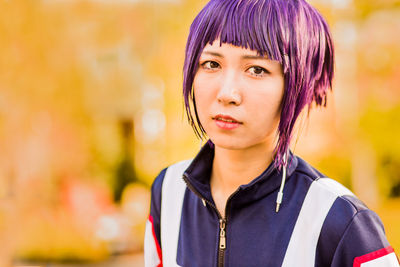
[247,66,269,77]
[200,61,220,70]
[200,60,269,77]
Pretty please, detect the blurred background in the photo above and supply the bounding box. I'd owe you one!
[0,0,399,266]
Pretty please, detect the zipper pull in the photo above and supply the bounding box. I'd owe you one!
[219,219,226,249]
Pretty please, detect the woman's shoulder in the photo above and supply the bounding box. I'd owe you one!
[291,155,374,222]
[290,156,394,265]
[151,159,193,193]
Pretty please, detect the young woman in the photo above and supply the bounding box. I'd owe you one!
[144,0,400,266]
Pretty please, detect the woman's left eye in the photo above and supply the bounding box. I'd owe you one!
[248,66,268,76]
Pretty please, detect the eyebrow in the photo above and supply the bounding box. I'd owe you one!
[242,55,268,60]
[202,51,269,60]
[202,51,223,57]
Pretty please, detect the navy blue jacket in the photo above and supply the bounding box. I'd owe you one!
[144,142,399,267]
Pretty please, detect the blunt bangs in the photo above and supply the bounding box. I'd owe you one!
[183,0,334,169]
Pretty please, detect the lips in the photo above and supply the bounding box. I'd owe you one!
[213,114,242,130]
[213,114,242,124]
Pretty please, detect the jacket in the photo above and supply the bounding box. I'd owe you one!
[144,142,400,267]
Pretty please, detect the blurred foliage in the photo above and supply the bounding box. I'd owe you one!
[315,153,352,189]
[16,215,109,263]
[353,0,400,18]
[0,0,399,264]
[376,199,400,251]
[0,0,205,263]
[359,103,400,197]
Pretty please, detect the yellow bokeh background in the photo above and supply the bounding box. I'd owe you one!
[0,0,399,266]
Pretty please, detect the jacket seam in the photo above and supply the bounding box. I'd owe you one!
[330,209,371,264]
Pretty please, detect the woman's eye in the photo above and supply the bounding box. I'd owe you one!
[201,61,220,70]
[248,66,268,76]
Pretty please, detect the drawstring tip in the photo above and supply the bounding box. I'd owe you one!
[275,203,281,213]
[275,151,288,213]
[275,191,284,213]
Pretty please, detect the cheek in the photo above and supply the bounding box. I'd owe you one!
[193,76,215,112]
[248,90,283,119]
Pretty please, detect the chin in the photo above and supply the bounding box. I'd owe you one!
[209,135,252,150]
[208,130,275,152]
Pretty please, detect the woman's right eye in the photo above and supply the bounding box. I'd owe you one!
[201,61,220,70]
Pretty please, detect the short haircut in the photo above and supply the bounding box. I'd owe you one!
[183,0,334,169]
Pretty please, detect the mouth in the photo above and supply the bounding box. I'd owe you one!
[213,114,242,123]
[212,114,242,130]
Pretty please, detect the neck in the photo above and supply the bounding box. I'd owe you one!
[211,143,275,195]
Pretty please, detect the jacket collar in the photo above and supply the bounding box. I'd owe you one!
[183,140,298,205]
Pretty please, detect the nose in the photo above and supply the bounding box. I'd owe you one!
[216,71,242,106]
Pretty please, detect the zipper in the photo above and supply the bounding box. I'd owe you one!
[217,188,240,267]
[182,174,241,267]
[218,219,226,267]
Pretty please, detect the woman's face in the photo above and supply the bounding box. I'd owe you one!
[193,40,285,151]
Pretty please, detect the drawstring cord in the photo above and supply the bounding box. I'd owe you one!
[276,151,288,213]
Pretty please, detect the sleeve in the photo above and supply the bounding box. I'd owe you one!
[330,209,400,267]
[144,168,167,267]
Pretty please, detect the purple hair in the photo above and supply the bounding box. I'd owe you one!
[183,0,334,169]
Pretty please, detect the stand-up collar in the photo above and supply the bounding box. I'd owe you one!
[183,141,298,205]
